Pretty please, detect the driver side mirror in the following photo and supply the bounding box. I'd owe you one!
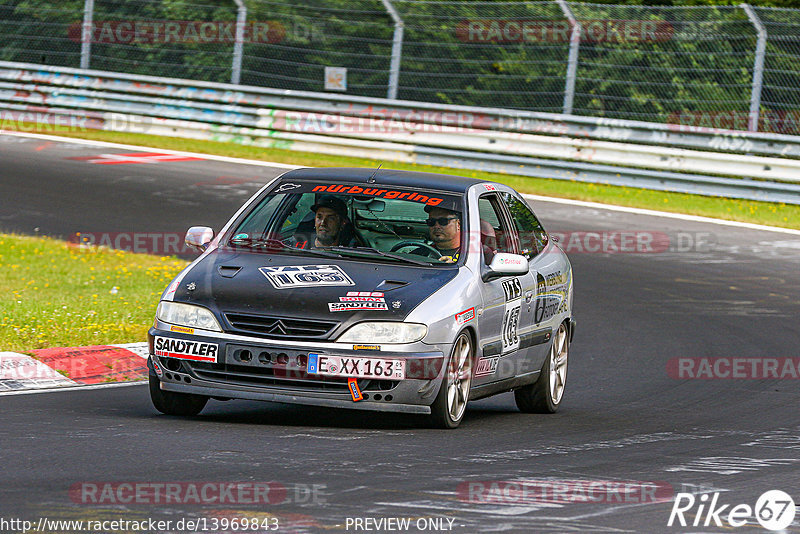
[482,252,529,281]
[185,226,214,253]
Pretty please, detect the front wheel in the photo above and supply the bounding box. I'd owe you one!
[149,374,208,416]
[515,321,569,413]
[429,331,474,429]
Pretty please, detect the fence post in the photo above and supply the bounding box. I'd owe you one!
[381,0,404,100]
[556,0,581,115]
[741,4,767,132]
[80,0,95,69]
[231,0,248,85]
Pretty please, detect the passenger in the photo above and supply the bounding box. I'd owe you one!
[480,220,497,265]
[425,206,462,262]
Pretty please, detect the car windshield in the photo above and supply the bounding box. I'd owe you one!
[228,180,466,265]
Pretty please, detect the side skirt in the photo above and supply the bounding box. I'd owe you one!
[469,371,540,401]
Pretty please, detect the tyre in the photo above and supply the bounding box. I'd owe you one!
[429,331,474,429]
[149,373,208,416]
[515,321,569,413]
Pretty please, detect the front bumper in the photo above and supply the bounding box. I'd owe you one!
[148,328,447,415]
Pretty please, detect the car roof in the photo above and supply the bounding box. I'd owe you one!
[280,167,486,193]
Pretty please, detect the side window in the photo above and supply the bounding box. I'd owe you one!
[233,194,284,239]
[280,194,316,236]
[502,193,548,259]
[478,196,513,265]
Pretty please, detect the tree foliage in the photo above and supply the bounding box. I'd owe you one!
[1,0,799,131]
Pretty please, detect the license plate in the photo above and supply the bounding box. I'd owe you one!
[307,353,405,380]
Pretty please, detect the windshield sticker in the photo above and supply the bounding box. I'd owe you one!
[273,182,301,192]
[312,184,443,206]
[259,265,355,289]
[501,278,522,354]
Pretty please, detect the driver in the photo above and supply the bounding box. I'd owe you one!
[289,195,350,249]
[425,205,462,262]
[310,195,349,248]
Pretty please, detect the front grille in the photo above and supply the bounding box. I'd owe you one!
[224,313,338,340]
[185,361,398,393]
[161,345,399,393]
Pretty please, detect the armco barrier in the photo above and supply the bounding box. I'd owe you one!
[2,61,800,204]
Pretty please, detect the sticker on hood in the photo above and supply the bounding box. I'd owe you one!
[259,265,354,289]
[329,291,388,312]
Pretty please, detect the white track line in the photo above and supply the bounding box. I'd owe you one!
[0,379,146,397]
[523,193,800,236]
[5,131,798,235]
[2,131,304,169]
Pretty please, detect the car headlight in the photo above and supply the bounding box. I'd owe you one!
[156,301,222,332]
[337,322,427,344]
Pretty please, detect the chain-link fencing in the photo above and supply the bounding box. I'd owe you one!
[1,0,799,134]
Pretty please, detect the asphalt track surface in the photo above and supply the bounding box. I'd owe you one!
[1,133,799,533]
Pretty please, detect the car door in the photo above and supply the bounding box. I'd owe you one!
[501,192,563,374]
[473,194,536,383]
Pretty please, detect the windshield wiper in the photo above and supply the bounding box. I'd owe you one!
[229,237,342,258]
[328,246,433,266]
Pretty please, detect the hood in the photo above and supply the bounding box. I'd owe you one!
[171,248,460,340]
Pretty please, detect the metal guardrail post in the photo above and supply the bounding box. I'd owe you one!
[231,0,248,85]
[742,4,767,133]
[381,0,404,100]
[80,0,95,69]
[557,0,581,116]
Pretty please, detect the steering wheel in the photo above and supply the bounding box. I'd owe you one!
[390,240,442,258]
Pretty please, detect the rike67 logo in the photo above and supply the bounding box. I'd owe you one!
[668,490,796,531]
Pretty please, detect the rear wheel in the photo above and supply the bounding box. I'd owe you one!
[149,374,208,416]
[429,331,473,429]
[515,321,569,413]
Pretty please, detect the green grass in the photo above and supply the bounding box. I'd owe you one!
[9,124,800,230]
[0,234,187,352]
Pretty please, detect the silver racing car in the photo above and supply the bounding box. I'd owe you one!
[148,167,574,428]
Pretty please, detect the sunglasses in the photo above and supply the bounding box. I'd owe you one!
[425,217,458,227]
